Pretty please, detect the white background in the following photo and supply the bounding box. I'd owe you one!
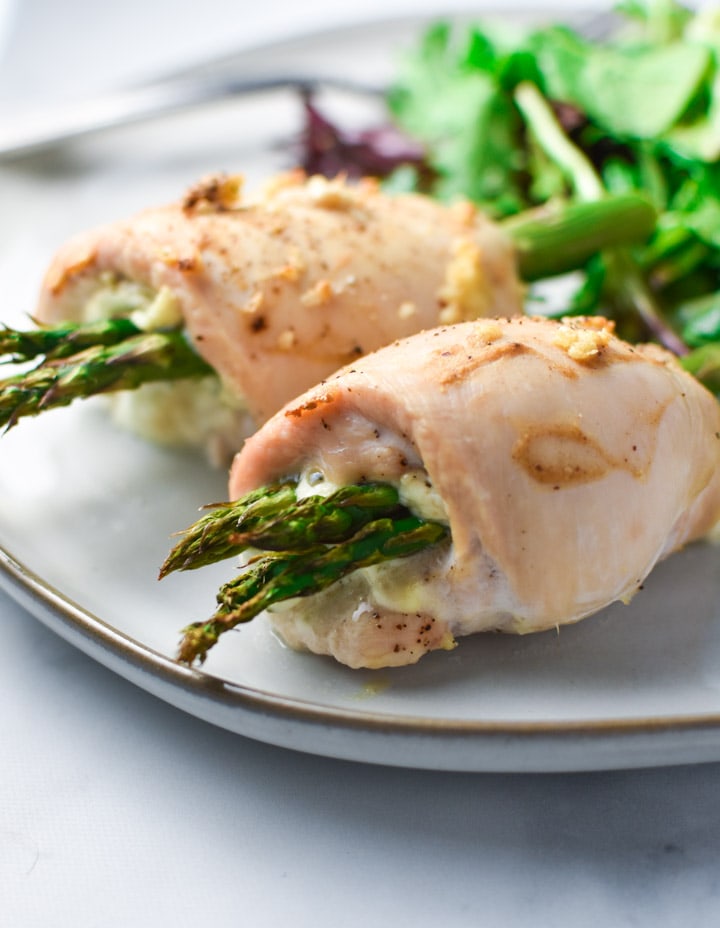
[0,0,602,102]
[2,2,720,926]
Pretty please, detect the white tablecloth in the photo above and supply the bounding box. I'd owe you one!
[3,2,720,925]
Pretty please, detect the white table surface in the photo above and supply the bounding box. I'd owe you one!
[3,2,720,926]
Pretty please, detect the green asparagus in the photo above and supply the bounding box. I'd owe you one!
[176,511,449,666]
[0,330,212,429]
[159,481,406,578]
[0,316,142,361]
[161,480,450,665]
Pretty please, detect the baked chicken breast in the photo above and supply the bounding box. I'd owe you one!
[226,316,720,669]
[35,171,521,460]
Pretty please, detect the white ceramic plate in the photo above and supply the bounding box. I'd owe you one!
[1,15,720,773]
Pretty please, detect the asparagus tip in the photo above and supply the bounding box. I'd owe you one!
[177,623,218,666]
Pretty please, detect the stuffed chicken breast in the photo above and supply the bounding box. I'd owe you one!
[33,171,522,461]
[217,315,720,669]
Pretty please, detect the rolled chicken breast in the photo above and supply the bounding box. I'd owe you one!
[34,171,522,460]
[221,315,720,669]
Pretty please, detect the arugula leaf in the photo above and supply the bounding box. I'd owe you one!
[527,25,591,104]
[388,22,526,214]
[675,287,720,346]
[582,42,710,139]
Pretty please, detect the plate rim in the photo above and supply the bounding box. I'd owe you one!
[4,542,720,740]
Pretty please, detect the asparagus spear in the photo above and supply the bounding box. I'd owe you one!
[512,81,685,353]
[159,481,405,578]
[507,194,656,283]
[0,330,212,429]
[0,316,142,362]
[161,479,450,665]
[159,483,298,578]
[176,510,449,666]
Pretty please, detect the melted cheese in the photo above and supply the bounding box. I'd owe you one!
[85,276,250,462]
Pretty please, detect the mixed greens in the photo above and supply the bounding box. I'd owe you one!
[389,0,720,388]
[301,0,720,391]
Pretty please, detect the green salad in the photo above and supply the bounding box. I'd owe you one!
[368,0,720,391]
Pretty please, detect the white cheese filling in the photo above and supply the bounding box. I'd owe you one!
[83,274,175,325]
[269,466,452,620]
[83,275,252,462]
[295,466,449,524]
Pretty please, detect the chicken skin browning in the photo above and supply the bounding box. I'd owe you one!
[35,172,522,437]
[229,316,720,669]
